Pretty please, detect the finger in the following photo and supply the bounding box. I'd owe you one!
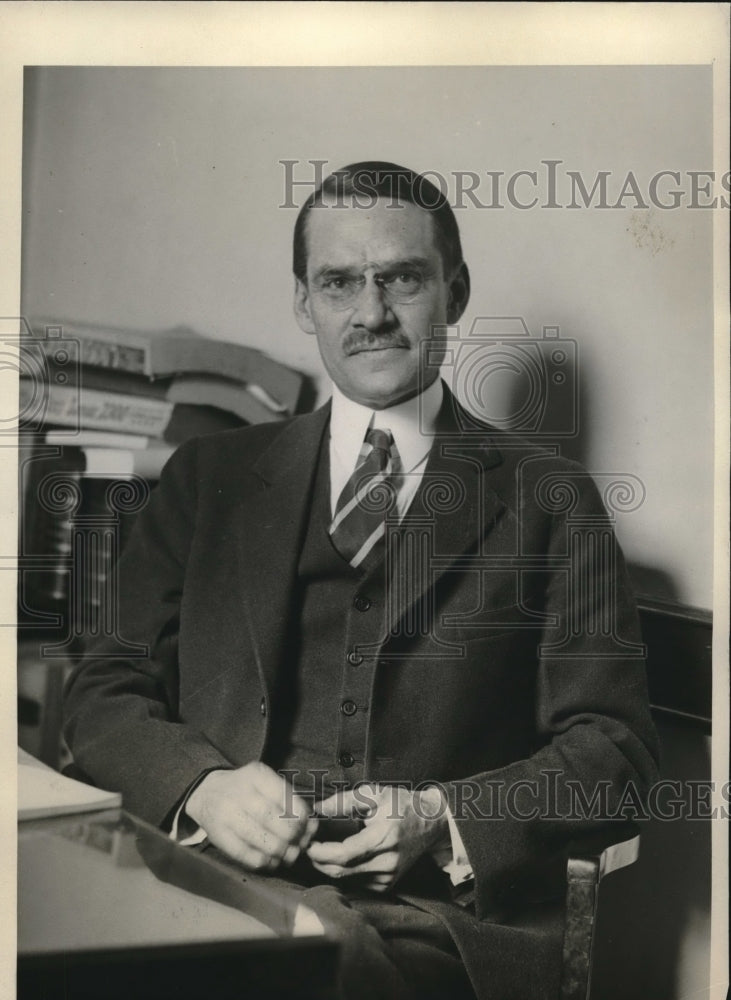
[310,851,399,879]
[216,790,280,843]
[223,810,293,863]
[308,815,398,865]
[300,816,319,849]
[306,822,382,865]
[309,860,348,878]
[368,873,394,885]
[363,874,394,893]
[315,783,382,819]
[244,788,311,843]
[314,789,360,819]
[282,843,301,867]
[214,827,279,872]
[249,764,313,822]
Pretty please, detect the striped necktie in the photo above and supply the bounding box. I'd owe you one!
[329,427,398,571]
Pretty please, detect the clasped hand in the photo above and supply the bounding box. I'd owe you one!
[186,766,449,891]
[185,762,318,872]
[307,783,449,892]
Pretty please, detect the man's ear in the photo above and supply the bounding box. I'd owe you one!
[294,278,317,335]
[446,263,470,325]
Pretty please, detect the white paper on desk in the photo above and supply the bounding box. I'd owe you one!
[18,763,121,821]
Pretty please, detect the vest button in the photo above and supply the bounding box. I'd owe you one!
[260,698,267,716]
[341,699,357,716]
[339,751,355,768]
[347,651,363,666]
[353,595,371,612]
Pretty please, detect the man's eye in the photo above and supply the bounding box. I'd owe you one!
[322,276,353,293]
[384,272,422,292]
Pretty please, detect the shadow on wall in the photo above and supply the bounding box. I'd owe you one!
[296,374,320,416]
[448,316,590,467]
[627,563,683,605]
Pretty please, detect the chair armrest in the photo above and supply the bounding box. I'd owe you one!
[566,823,641,884]
[559,825,641,1000]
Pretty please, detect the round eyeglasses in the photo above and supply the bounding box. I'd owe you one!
[313,270,428,310]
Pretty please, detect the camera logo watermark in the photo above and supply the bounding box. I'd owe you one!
[1,318,80,437]
[423,316,578,438]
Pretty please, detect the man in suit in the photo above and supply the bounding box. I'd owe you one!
[64,162,659,1000]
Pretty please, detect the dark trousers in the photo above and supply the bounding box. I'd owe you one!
[204,846,476,1000]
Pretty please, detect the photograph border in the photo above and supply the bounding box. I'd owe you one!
[1,4,728,998]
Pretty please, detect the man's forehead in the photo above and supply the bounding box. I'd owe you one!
[304,197,440,270]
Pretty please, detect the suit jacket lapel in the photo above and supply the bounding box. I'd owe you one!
[235,404,330,696]
[383,389,507,644]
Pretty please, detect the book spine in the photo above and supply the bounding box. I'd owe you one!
[35,330,149,374]
[81,446,174,479]
[166,378,281,425]
[77,339,148,373]
[31,321,303,412]
[44,430,151,449]
[21,379,173,436]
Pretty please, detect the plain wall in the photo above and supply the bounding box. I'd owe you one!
[21,66,715,611]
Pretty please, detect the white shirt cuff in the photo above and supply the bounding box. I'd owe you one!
[169,799,208,847]
[440,807,474,886]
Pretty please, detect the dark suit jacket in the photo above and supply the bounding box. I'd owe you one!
[64,388,659,999]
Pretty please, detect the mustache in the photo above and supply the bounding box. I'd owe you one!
[343,328,410,356]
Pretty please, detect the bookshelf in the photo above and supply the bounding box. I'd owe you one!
[18,449,146,770]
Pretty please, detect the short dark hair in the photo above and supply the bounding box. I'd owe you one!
[292,161,464,283]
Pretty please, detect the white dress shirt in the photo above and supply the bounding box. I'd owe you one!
[328,376,443,519]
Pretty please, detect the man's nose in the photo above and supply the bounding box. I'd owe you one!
[351,278,391,329]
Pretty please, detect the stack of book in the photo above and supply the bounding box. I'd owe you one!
[18,319,304,643]
[21,318,304,473]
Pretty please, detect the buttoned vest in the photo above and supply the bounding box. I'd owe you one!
[265,436,392,800]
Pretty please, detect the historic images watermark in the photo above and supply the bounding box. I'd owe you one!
[279,159,731,211]
[279,771,731,824]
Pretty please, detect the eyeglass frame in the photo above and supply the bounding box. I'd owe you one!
[309,262,442,311]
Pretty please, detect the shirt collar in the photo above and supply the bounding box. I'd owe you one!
[330,378,443,474]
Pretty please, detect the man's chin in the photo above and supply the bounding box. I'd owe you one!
[343,375,426,410]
